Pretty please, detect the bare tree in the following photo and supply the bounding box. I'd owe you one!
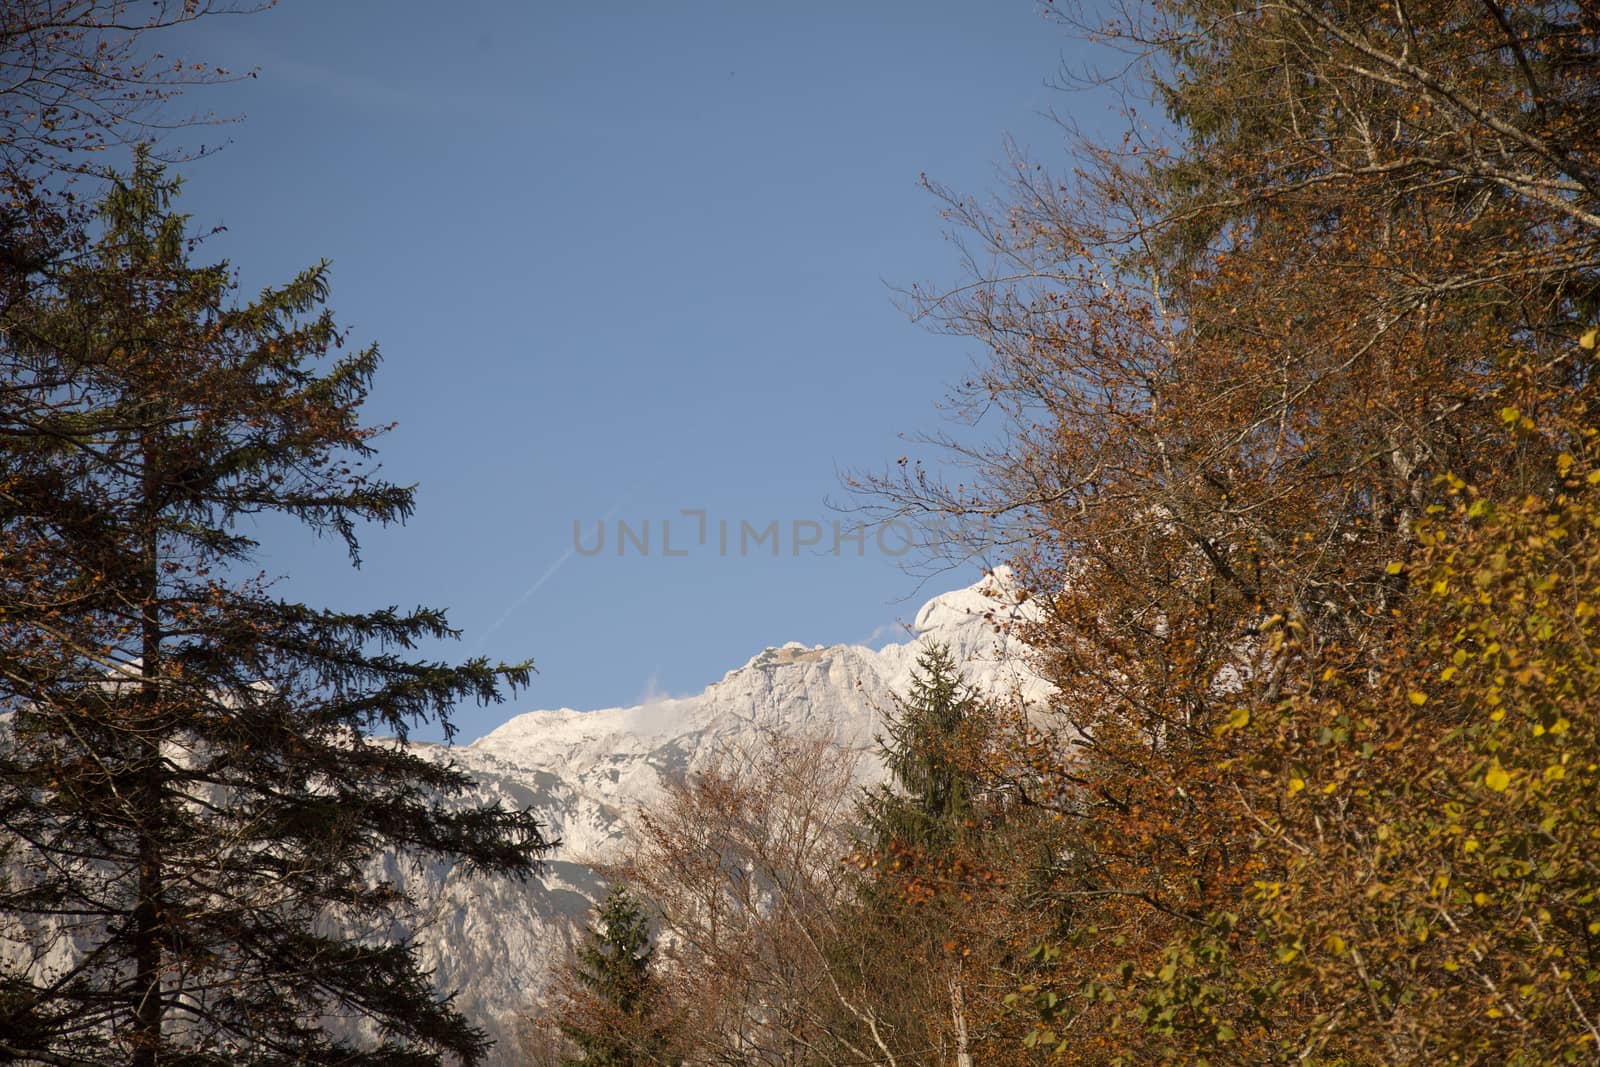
[614,731,931,1067]
[1,0,271,180]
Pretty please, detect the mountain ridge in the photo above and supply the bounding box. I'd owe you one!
[369,569,1047,1064]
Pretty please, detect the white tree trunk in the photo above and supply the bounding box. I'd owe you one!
[949,971,973,1067]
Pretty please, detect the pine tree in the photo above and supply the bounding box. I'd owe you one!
[556,885,668,1067]
[0,153,551,1065]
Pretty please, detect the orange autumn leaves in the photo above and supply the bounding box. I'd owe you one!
[854,0,1599,1062]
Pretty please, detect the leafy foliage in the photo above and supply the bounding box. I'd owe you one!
[852,0,1600,1062]
[1234,419,1600,1063]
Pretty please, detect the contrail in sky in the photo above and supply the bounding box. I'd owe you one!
[475,500,624,651]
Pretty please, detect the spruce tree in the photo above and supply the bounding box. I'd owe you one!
[0,153,551,1065]
[556,885,668,1067]
[867,642,986,852]
[849,643,995,1067]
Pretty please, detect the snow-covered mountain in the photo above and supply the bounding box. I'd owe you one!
[398,570,1049,1064]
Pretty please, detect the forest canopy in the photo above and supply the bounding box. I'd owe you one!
[846,0,1600,1062]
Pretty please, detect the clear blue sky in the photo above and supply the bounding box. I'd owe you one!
[157,2,1122,742]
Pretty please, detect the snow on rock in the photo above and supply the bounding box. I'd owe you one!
[391,569,1049,1065]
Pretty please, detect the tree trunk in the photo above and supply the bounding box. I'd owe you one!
[948,971,972,1067]
[131,434,163,1067]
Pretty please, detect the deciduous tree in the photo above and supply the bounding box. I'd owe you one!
[856,0,1600,1060]
[1,0,268,178]
[619,732,898,1067]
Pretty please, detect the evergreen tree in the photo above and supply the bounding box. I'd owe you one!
[866,642,987,853]
[848,643,998,1067]
[556,885,668,1067]
[0,153,550,1065]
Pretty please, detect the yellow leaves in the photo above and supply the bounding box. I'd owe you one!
[1407,690,1428,706]
[1288,776,1306,796]
[1543,764,1565,782]
[1549,717,1571,736]
[1215,706,1250,737]
[1557,452,1575,477]
[1484,760,1511,793]
[1325,935,1346,956]
[1581,326,1599,350]
[1463,837,1479,854]
[1385,560,1404,575]
[1497,407,1536,431]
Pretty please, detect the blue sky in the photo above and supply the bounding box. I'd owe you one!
[157,2,1122,742]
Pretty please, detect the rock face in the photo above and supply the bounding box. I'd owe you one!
[378,571,1045,1064]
